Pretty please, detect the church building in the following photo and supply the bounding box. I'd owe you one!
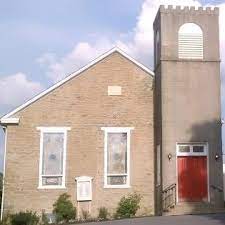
[0,5,224,219]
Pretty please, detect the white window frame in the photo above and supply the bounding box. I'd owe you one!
[101,127,134,188]
[178,23,203,59]
[75,176,93,201]
[176,143,207,156]
[37,127,71,189]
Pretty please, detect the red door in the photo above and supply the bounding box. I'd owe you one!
[178,156,207,202]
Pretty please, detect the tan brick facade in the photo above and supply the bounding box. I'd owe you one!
[1,6,224,219]
[2,52,155,217]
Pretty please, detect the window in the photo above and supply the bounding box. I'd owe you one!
[37,127,71,189]
[178,145,190,153]
[178,23,203,59]
[177,143,207,156]
[193,145,204,153]
[75,176,93,201]
[101,127,134,188]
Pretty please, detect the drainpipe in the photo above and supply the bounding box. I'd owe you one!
[0,125,7,221]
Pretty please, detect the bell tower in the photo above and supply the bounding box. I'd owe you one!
[154,5,223,215]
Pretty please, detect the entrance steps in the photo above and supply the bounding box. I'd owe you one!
[163,202,225,216]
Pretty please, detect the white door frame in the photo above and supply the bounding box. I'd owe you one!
[175,142,210,203]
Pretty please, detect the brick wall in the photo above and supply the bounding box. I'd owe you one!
[3,52,155,217]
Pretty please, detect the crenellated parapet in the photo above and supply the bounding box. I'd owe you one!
[159,5,219,15]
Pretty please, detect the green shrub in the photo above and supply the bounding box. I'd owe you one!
[115,193,142,219]
[98,207,108,220]
[41,211,49,225]
[11,211,39,225]
[53,193,76,223]
[2,211,11,225]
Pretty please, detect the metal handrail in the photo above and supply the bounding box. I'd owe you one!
[210,184,223,193]
[162,183,176,193]
[162,183,177,211]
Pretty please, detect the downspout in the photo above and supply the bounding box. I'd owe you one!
[0,126,7,221]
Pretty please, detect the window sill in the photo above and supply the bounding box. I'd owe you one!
[104,185,131,189]
[37,186,66,190]
[77,198,92,202]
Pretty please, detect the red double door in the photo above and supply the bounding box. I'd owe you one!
[178,156,208,202]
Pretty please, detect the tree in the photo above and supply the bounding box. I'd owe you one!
[53,193,76,223]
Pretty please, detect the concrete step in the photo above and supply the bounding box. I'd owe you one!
[163,202,225,216]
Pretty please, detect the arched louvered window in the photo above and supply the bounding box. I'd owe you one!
[178,23,203,59]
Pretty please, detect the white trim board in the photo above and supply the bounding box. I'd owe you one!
[0,118,19,124]
[0,47,154,121]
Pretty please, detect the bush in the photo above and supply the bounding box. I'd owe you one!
[98,207,108,220]
[41,211,49,225]
[10,211,39,225]
[115,193,142,219]
[53,193,76,223]
[1,211,11,225]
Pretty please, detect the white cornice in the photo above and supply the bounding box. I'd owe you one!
[0,118,20,124]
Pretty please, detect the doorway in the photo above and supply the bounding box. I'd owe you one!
[177,143,208,202]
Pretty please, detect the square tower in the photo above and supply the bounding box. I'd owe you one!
[154,5,223,215]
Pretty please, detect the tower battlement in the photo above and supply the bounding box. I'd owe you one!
[159,5,219,15]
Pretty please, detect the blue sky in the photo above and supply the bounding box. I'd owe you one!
[1,0,225,171]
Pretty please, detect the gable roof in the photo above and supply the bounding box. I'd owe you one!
[0,47,154,122]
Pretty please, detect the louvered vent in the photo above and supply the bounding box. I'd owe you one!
[178,23,203,59]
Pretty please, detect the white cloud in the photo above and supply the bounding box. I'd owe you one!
[37,0,225,122]
[0,73,44,107]
[37,39,114,82]
[116,0,201,66]
[0,73,44,172]
[37,0,205,83]
[1,0,225,170]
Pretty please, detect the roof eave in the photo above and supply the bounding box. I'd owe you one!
[0,118,20,125]
[1,47,154,119]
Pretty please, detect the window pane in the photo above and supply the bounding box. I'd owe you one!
[42,133,64,176]
[107,176,127,185]
[107,133,127,174]
[193,145,204,153]
[179,146,190,153]
[42,176,62,186]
